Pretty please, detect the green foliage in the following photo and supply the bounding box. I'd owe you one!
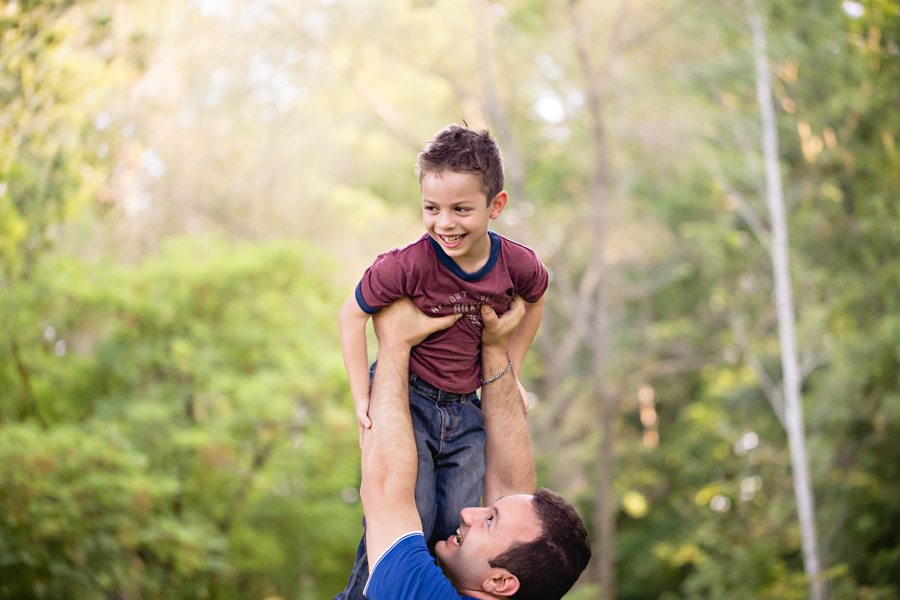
[0,0,126,286]
[0,238,361,599]
[597,0,900,597]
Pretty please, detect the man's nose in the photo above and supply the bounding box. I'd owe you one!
[460,506,483,524]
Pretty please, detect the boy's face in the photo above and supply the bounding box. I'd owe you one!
[421,170,507,271]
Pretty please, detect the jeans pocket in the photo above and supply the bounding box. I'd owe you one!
[462,395,484,418]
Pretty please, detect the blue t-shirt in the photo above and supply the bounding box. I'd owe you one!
[364,532,478,600]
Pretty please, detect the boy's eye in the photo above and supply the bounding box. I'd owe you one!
[424,206,438,212]
[455,207,472,213]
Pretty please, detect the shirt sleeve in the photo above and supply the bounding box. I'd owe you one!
[356,250,412,314]
[364,532,461,600]
[511,246,549,303]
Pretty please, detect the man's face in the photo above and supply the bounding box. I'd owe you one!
[434,494,542,592]
[421,169,506,273]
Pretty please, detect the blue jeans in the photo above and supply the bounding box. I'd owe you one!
[333,368,485,600]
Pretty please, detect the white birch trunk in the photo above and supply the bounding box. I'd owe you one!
[746,1,825,598]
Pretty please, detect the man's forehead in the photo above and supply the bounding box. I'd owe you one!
[494,494,540,537]
[494,493,535,507]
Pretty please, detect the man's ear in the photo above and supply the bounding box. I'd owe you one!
[482,569,520,597]
[489,191,508,219]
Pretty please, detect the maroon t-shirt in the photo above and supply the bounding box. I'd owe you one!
[355,231,548,394]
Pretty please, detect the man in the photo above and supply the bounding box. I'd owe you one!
[360,298,591,599]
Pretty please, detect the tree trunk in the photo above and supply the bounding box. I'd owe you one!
[746,2,825,598]
[471,0,529,246]
[569,1,618,596]
[472,0,526,207]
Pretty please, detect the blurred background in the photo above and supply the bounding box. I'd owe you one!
[1,0,898,598]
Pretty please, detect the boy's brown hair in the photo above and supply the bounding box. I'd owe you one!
[416,124,505,205]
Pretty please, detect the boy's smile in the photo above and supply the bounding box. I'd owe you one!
[437,233,466,248]
[421,170,507,273]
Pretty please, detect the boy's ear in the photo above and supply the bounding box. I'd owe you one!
[489,191,508,219]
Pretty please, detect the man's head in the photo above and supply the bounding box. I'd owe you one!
[417,124,505,205]
[435,489,591,599]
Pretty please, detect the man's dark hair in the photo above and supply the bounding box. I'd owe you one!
[489,488,592,600]
[416,124,505,205]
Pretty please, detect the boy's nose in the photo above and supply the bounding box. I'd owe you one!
[437,212,455,229]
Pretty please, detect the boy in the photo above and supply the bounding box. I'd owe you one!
[334,124,547,599]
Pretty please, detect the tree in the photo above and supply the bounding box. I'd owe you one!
[0,238,359,598]
[743,1,824,597]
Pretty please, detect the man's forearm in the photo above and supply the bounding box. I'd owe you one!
[481,343,536,505]
[359,341,417,507]
[360,299,460,565]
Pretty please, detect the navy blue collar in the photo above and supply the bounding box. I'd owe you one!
[428,231,500,281]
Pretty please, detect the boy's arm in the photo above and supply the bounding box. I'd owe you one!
[338,292,374,435]
[507,294,546,375]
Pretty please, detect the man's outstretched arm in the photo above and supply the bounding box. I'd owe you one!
[360,300,460,566]
[480,299,537,506]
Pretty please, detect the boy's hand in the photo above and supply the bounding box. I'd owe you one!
[480,297,526,349]
[355,396,372,446]
[373,298,461,349]
[517,379,531,413]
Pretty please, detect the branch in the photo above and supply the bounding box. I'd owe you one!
[349,77,423,152]
[9,338,47,426]
[552,260,600,349]
[218,428,277,533]
[616,263,693,301]
[640,355,720,380]
[0,1,76,71]
[711,168,772,251]
[729,309,786,429]
[607,0,631,68]
[278,8,424,153]
[717,95,770,206]
[618,0,708,55]
[539,267,592,373]
[800,351,827,383]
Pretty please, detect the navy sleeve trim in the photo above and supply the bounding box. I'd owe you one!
[355,281,378,314]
